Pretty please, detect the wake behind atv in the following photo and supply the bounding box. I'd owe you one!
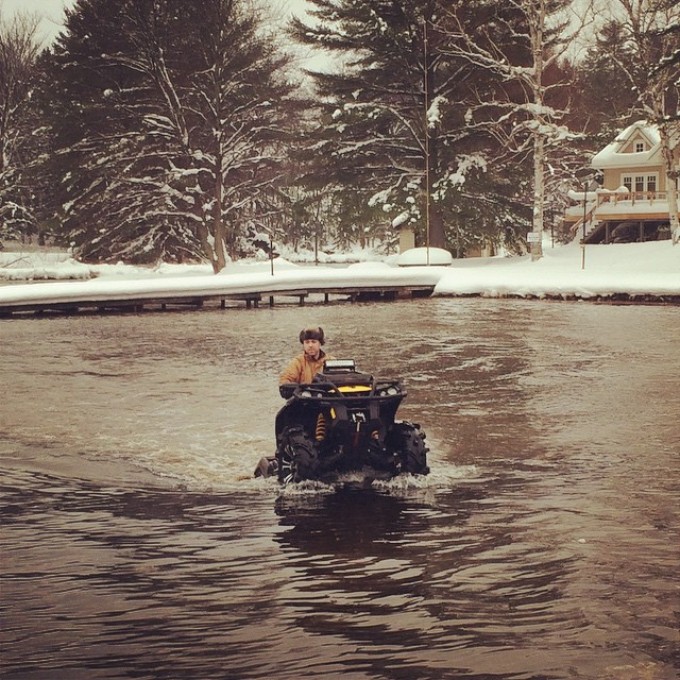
[262,360,429,484]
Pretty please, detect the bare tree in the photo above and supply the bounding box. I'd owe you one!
[440,0,595,260]
[0,10,41,241]
[613,0,680,245]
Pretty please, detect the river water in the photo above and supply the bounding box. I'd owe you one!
[1,298,678,680]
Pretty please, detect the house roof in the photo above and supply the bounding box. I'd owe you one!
[591,121,663,169]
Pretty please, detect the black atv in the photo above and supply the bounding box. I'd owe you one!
[256,360,429,484]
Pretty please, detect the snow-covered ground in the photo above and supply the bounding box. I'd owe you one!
[0,239,678,306]
[0,243,385,281]
[434,240,679,299]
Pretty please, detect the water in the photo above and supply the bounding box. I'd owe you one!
[1,299,678,680]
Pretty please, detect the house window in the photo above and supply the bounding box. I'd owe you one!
[621,173,658,193]
[635,141,645,152]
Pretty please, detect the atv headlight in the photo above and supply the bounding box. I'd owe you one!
[300,389,313,398]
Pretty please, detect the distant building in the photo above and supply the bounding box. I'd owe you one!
[395,222,416,253]
[564,121,678,243]
[391,211,416,253]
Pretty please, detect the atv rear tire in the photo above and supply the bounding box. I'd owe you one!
[277,427,320,484]
[389,422,429,475]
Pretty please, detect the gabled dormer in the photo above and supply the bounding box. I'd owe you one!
[591,121,662,169]
[619,127,657,154]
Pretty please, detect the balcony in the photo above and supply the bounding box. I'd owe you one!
[564,190,675,243]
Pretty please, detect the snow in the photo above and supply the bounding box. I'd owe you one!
[0,251,92,281]
[591,121,663,168]
[427,95,447,127]
[391,211,411,228]
[396,247,453,267]
[434,240,679,299]
[0,240,678,308]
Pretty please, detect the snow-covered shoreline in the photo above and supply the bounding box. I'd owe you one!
[1,241,678,311]
[434,240,680,300]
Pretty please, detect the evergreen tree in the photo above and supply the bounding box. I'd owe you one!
[290,0,590,255]
[571,19,641,146]
[42,0,296,267]
[290,0,531,254]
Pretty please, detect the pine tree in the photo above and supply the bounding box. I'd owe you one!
[290,0,505,252]
[41,0,296,267]
[290,0,571,255]
[571,20,641,146]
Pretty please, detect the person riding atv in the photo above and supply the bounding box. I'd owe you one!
[256,333,429,484]
[279,326,332,385]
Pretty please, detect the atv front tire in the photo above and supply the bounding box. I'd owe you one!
[277,427,320,484]
[388,422,429,475]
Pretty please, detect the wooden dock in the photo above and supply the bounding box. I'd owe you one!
[0,282,436,317]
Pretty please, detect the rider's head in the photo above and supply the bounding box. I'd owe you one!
[299,326,325,345]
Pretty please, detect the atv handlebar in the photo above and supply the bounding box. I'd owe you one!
[279,383,299,399]
[279,382,339,400]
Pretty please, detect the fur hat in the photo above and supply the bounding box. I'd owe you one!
[299,326,325,344]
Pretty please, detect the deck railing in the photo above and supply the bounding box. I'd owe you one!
[596,190,668,206]
[569,202,599,237]
[565,189,679,239]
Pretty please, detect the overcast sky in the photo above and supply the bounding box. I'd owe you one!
[1,0,313,46]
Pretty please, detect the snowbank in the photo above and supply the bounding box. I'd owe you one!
[0,251,93,281]
[433,240,679,299]
[396,247,454,266]
[1,241,678,306]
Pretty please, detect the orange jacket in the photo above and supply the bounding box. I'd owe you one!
[279,350,333,385]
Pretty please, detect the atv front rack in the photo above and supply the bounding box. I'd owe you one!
[279,379,404,401]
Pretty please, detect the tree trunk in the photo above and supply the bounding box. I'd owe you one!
[530,1,546,262]
[659,121,680,245]
[423,129,446,249]
[212,159,227,273]
[423,17,446,252]
[427,207,446,249]
[531,132,545,261]
[197,222,215,269]
[668,178,680,245]
[671,196,680,245]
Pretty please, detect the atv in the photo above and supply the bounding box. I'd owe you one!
[256,360,429,484]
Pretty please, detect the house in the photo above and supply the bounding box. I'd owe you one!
[564,121,678,243]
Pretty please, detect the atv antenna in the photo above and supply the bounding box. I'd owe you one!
[423,16,431,266]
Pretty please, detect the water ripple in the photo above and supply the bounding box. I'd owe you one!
[2,301,678,680]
